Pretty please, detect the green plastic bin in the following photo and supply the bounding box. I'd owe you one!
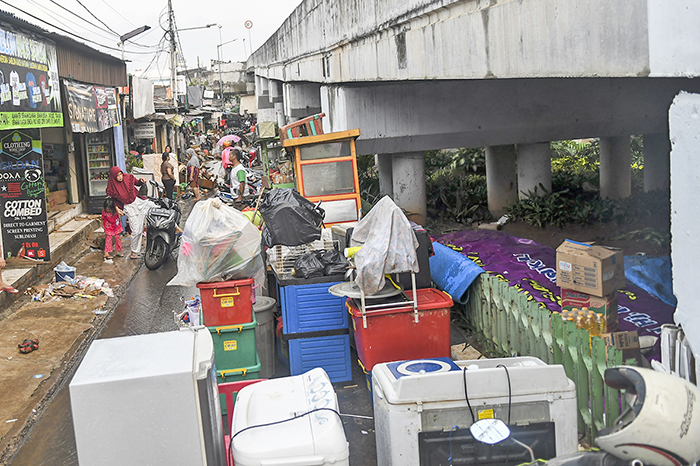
[208,312,257,370]
[216,354,262,414]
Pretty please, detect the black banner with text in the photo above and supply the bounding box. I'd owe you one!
[0,128,50,261]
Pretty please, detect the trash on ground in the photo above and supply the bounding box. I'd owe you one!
[53,261,77,282]
[5,419,17,423]
[167,198,264,287]
[33,374,44,379]
[28,275,114,301]
[18,338,39,354]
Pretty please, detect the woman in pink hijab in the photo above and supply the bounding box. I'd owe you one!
[106,167,156,259]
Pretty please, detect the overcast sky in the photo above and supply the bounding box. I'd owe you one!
[4,0,304,81]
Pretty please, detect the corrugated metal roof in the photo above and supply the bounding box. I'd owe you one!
[0,9,126,87]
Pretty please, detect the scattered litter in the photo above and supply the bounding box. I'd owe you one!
[32,409,36,413]
[7,357,11,360]
[33,374,44,379]
[6,419,17,424]
[93,309,108,315]
[343,384,358,389]
[29,275,114,301]
[361,430,368,435]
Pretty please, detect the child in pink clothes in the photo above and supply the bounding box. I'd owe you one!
[102,198,123,262]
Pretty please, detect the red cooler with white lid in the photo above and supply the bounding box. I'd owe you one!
[230,368,349,466]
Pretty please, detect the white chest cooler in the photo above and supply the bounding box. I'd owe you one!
[230,368,349,466]
[372,356,578,466]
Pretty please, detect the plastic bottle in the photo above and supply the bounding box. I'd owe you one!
[588,311,600,338]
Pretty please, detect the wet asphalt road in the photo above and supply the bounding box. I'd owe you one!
[8,200,378,466]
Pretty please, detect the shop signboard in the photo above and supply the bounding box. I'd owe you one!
[0,128,50,261]
[63,80,120,133]
[133,122,156,139]
[0,25,63,130]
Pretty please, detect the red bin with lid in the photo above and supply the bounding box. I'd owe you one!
[348,287,453,371]
[197,278,255,326]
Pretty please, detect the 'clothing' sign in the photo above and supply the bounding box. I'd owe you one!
[0,128,50,261]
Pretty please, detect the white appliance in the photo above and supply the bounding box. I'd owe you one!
[231,368,350,466]
[372,356,578,466]
[69,328,225,466]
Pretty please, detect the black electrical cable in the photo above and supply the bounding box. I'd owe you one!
[496,364,512,425]
[227,407,342,465]
[462,367,476,424]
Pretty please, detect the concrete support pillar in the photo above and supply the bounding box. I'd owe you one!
[600,136,631,199]
[485,145,518,217]
[255,75,274,123]
[375,154,393,198]
[643,133,670,192]
[392,152,427,226]
[269,80,285,128]
[516,143,552,199]
[284,82,322,120]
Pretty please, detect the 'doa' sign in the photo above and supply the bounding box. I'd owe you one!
[0,129,50,261]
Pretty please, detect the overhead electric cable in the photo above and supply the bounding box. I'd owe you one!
[31,0,125,45]
[48,0,117,38]
[73,0,119,36]
[98,0,136,28]
[0,0,157,55]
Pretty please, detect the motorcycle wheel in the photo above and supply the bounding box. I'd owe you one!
[145,236,168,270]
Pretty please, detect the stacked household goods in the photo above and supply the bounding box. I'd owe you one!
[197,278,261,413]
[272,252,352,383]
[332,196,453,392]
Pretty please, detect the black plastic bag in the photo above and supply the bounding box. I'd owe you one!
[259,189,325,247]
[319,249,349,276]
[293,252,325,279]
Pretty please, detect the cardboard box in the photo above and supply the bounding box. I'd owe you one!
[602,331,641,362]
[561,289,619,332]
[556,240,625,297]
[198,177,214,190]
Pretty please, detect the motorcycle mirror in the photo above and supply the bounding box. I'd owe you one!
[470,418,511,445]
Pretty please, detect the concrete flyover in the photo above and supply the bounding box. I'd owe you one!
[248,0,700,222]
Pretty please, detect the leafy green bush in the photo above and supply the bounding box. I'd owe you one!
[357,154,381,213]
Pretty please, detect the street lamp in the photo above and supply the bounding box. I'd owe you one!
[216,37,238,108]
[118,25,151,61]
[180,23,216,32]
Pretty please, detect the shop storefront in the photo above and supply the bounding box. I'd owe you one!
[63,79,123,214]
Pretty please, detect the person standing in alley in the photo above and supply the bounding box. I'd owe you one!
[106,167,156,260]
[0,244,18,293]
[229,149,247,203]
[101,197,123,263]
[161,152,176,200]
[187,148,201,201]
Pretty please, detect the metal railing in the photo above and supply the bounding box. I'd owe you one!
[465,273,627,443]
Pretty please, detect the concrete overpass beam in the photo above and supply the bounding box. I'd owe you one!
[392,152,426,226]
[600,136,632,199]
[485,145,518,217]
[375,154,393,198]
[516,143,552,199]
[269,80,285,128]
[643,132,670,192]
[284,83,322,120]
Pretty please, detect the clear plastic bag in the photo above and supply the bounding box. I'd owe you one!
[167,198,265,287]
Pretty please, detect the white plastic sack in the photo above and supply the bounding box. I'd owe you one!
[167,198,264,287]
[350,196,419,295]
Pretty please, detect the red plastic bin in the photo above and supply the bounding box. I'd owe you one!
[197,279,255,326]
[348,288,453,371]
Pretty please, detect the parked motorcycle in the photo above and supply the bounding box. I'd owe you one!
[144,181,182,270]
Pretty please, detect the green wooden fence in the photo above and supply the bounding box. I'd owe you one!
[465,274,626,443]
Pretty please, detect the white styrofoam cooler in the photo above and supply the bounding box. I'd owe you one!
[231,368,349,466]
[372,356,578,466]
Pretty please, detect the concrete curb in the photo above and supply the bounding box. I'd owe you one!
[0,218,100,318]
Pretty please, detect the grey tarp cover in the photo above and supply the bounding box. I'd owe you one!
[350,196,419,295]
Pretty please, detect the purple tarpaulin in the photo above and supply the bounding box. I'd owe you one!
[433,230,674,345]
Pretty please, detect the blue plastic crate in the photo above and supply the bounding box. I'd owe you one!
[286,333,352,383]
[278,281,347,334]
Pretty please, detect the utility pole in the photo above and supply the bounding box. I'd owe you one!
[168,0,177,111]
